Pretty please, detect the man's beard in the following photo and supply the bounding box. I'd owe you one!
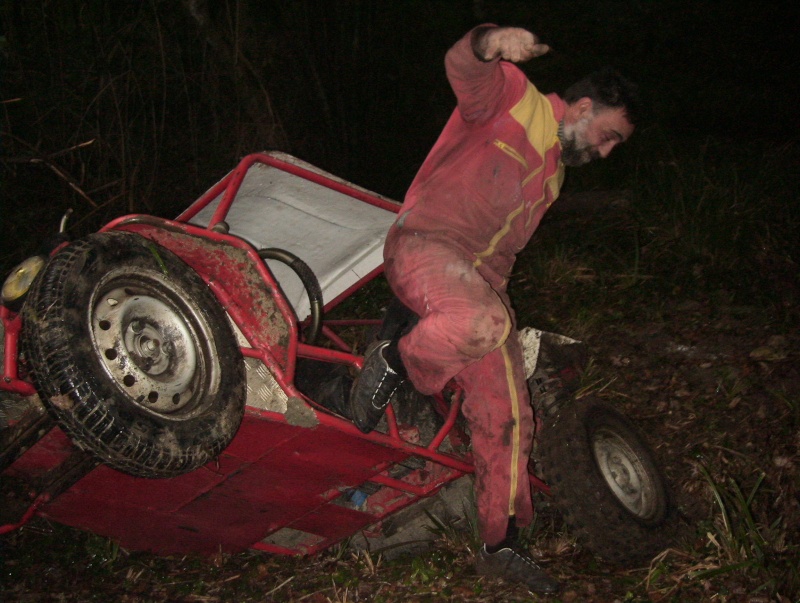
[558,118,600,167]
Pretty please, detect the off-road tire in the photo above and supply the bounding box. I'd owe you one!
[538,396,675,565]
[22,232,245,478]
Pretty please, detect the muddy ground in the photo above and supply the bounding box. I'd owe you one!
[1,201,798,603]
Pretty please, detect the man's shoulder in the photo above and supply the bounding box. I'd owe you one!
[498,60,532,94]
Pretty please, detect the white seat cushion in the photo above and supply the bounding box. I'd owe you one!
[190,152,399,319]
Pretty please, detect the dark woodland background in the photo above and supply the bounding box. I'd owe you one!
[1,0,798,275]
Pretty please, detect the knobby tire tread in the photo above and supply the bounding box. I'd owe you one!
[538,396,676,565]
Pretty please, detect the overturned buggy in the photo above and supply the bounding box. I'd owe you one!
[1,152,674,562]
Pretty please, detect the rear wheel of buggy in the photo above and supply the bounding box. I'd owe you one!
[22,232,246,478]
[538,396,675,565]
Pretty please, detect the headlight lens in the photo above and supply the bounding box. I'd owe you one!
[2,255,47,308]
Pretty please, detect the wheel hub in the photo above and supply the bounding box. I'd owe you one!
[592,427,658,520]
[125,319,171,374]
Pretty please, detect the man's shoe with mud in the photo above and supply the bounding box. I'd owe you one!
[349,340,405,433]
[476,544,561,595]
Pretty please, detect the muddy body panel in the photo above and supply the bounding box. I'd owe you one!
[7,411,468,555]
[1,152,472,555]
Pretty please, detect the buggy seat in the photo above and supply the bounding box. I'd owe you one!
[190,152,400,319]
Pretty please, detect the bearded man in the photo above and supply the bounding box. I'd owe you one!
[349,24,640,594]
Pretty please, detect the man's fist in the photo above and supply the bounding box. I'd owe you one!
[476,27,550,63]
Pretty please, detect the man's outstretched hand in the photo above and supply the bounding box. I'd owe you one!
[475,27,550,63]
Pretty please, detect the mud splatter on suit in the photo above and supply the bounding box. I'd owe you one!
[384,26,566,547]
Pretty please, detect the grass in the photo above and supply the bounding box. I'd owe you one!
[642,463,799,600]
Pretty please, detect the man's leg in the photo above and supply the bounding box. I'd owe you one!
[349,232,559,592]
[349,234,511,431]
[460,339,560,595]
[386,234,534,537]
[388,234,512,395]
[457,337,534,546]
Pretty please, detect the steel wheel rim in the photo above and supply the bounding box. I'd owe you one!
[91,271,218,418]
[592,427,659,520]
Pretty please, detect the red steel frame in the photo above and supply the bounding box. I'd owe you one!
[1,152,549,555]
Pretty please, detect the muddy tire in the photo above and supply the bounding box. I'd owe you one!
[538,396,674,565]
[22,232,245,478]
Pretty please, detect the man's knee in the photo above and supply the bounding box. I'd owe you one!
[458,300,511,358]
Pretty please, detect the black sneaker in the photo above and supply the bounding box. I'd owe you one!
[476,544,561,595]
[349,340,405,433]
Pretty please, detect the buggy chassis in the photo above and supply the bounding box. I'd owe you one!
[1,151,674,564]
[1,151,545,556]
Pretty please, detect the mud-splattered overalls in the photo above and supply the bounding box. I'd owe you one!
[384,26,566,546]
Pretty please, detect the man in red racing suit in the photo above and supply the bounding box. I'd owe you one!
[350,24,639,594]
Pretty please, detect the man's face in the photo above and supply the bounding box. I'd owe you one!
[560,105,634,167]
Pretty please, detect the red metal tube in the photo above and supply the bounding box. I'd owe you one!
[0,494,50,535]
[1,307,36,397]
